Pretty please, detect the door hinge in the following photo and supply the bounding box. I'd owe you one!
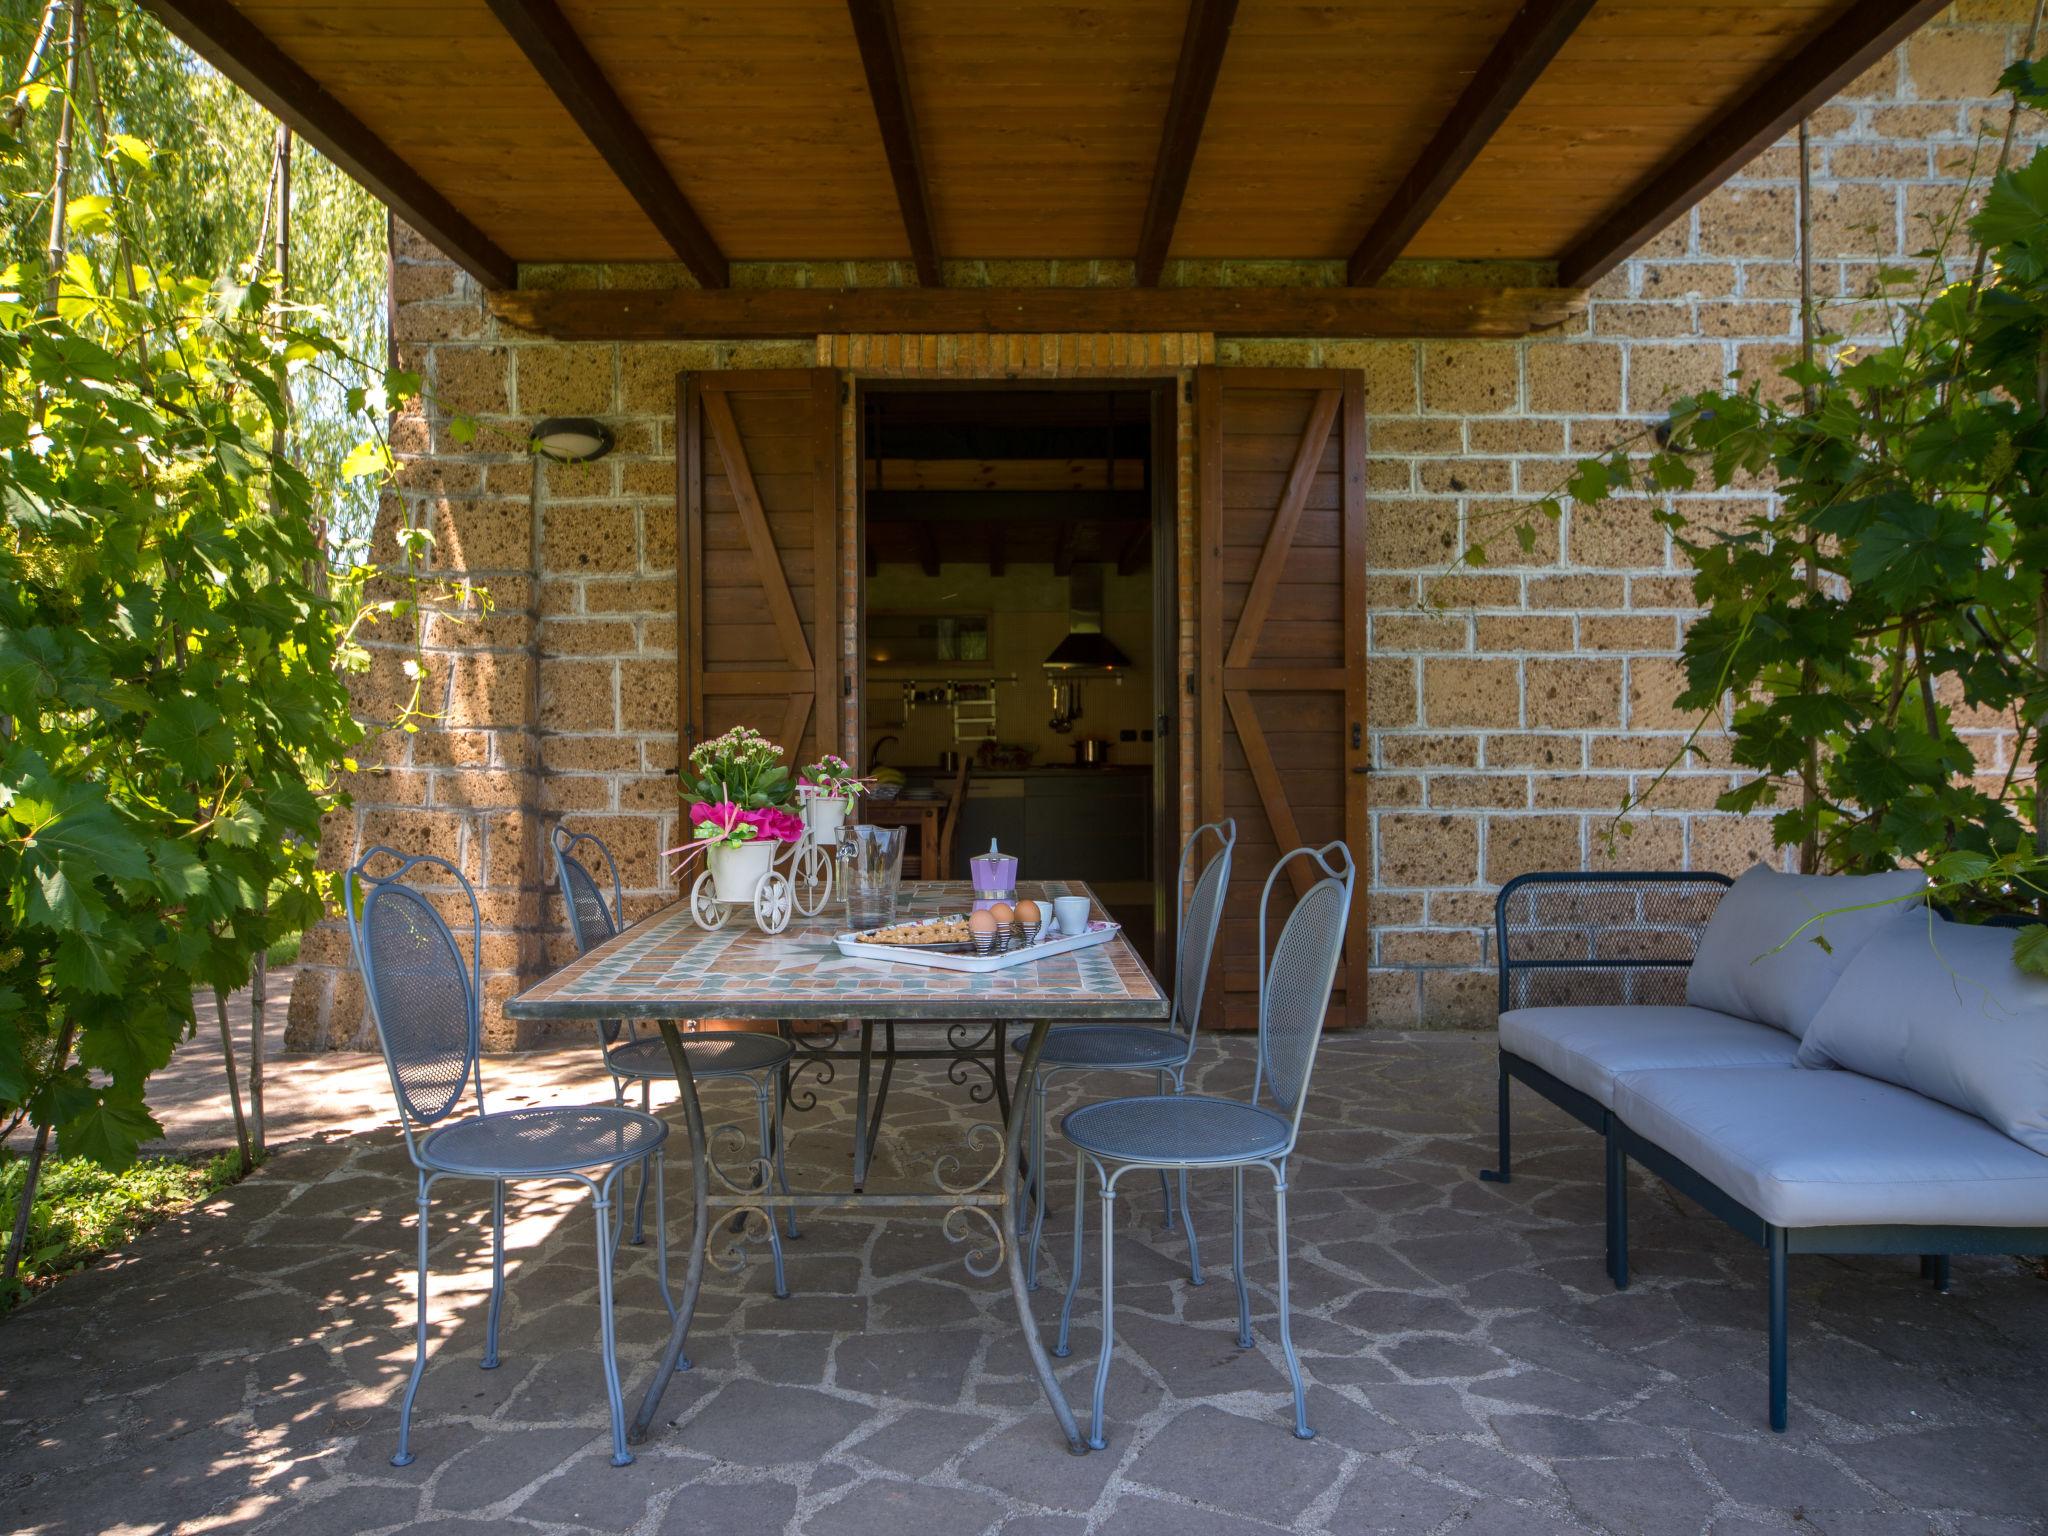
[842,676,853,697]
[1350,721,1362,750]
[1185,672,1197,697]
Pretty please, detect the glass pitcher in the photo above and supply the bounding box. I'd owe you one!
[838,823,906,930]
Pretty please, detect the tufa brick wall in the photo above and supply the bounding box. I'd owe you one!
[288,4,2038,1048]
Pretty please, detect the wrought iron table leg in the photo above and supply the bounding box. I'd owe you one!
[991,1022,1010,1120]
[1005,1017,1087,1454]
[632,1021,706,1444]
[853,1019,875,1191]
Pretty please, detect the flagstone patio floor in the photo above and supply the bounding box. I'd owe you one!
[5,1031,2047,1536]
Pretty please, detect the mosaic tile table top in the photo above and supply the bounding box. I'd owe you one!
[506,880,1168,1022]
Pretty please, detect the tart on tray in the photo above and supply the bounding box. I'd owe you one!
[855,916,973,947]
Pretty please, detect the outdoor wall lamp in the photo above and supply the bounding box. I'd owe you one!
[529,417,615,463]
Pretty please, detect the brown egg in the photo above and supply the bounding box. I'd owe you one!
[1014,899,1041,926]
[968,909,998,935]
[988,902,1014,924]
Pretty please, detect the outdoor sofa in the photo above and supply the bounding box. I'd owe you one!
[1485,864,2048,1429]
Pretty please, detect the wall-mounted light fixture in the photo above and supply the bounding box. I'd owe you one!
[529,416,615,463]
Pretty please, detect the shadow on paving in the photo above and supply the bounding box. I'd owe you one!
[4,1033,2047,1535]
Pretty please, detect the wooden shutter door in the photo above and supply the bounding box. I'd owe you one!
[1197,367,1369,1028]
[678,369,841,772]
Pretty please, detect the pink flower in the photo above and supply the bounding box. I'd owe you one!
[690,800,746,834]
[740,805,805,844]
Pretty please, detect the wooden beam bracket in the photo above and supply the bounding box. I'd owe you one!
[140,0,515,289]
[1348,0,1596,286]
[847,0,942,286]
[1558,0,1950,287]
[1136,0,1240,286]
[485,0,728,288]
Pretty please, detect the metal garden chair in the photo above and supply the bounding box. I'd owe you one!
[551,824,797,1296]
[1014,818,1235,1290]
[344,847,672,1469]
[1054,839,1354,1447]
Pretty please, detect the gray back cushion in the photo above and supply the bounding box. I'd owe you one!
[1686,865,1926,1037]
[1797,915,2048,1156]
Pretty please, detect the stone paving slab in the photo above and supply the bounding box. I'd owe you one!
[4,1033,2046,1535]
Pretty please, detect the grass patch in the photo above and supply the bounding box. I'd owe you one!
[265,931,301,968]
[0,1147,249,1312]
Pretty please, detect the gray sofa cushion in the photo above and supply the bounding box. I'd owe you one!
[1796,915,2048,1156]
[1613,1066,2048,1228]
[1685,865,1926,1038]
[1501,1005,1798,1111]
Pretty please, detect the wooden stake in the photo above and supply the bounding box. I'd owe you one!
[2,1019,76,1286]
[215,989,253,1176]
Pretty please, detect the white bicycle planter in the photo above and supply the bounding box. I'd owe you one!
[688,793,845,934]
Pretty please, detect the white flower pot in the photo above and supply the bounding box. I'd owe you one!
[803,794,848,846]
[707,839,775,903]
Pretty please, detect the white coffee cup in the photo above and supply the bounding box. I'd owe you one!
[1052,895,1093,937]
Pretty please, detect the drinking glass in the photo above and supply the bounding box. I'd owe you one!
[839,824,906,929]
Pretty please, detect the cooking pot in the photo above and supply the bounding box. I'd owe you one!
[1071,738,1111,767]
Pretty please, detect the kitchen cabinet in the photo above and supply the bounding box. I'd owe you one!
[950,770,1151,884]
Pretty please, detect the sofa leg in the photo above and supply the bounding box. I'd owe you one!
[1478,1056,1511,1183]
[1767,1226,1788,1433]
[1604,1123,1623,1288]
[1611,1140,1629,1292]
[1919,1254,1951,1293]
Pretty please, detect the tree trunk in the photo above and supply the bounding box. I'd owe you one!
[41,1,81,313]
[214,989,252,1177]
[5,0,62,130]
[249,953,267,1156]
[1796,117,1822,874]
[3,1017,76,1287]
[2035,573,2047,920]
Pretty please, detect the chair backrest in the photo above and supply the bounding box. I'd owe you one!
[936,757,972,877]
[1170,818,1236,1048]
[551,824,623,953]
[1252,841,1356,1151]
[344,847,485,1160]
[549,824,628,1048]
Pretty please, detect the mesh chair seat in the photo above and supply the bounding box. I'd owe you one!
[1014,1024,1187,1069]
[1062,1093,1291,1167]
[420,1105,667,1177]
[604,1032,794,1081]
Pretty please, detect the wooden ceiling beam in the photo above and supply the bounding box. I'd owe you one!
[139,0,515,289]
[490,284,1585,339]
[1136,0,1240,287]
[1347,0,1595,287]
[484,0,728,289]
[1558,0,1949,288]
[847,0,942,287]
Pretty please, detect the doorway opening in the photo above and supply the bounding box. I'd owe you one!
[855,384,1178,967]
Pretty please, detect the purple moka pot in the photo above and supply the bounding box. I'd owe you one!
[969,839,1018,912]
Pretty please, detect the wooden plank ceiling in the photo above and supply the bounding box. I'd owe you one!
[151,0,1946,295]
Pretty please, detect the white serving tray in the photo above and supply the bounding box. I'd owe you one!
[832,920,1120,973]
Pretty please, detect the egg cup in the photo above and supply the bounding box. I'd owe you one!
[971,926,996,956]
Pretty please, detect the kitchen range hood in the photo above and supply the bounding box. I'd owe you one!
[1043,564,1132,673]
